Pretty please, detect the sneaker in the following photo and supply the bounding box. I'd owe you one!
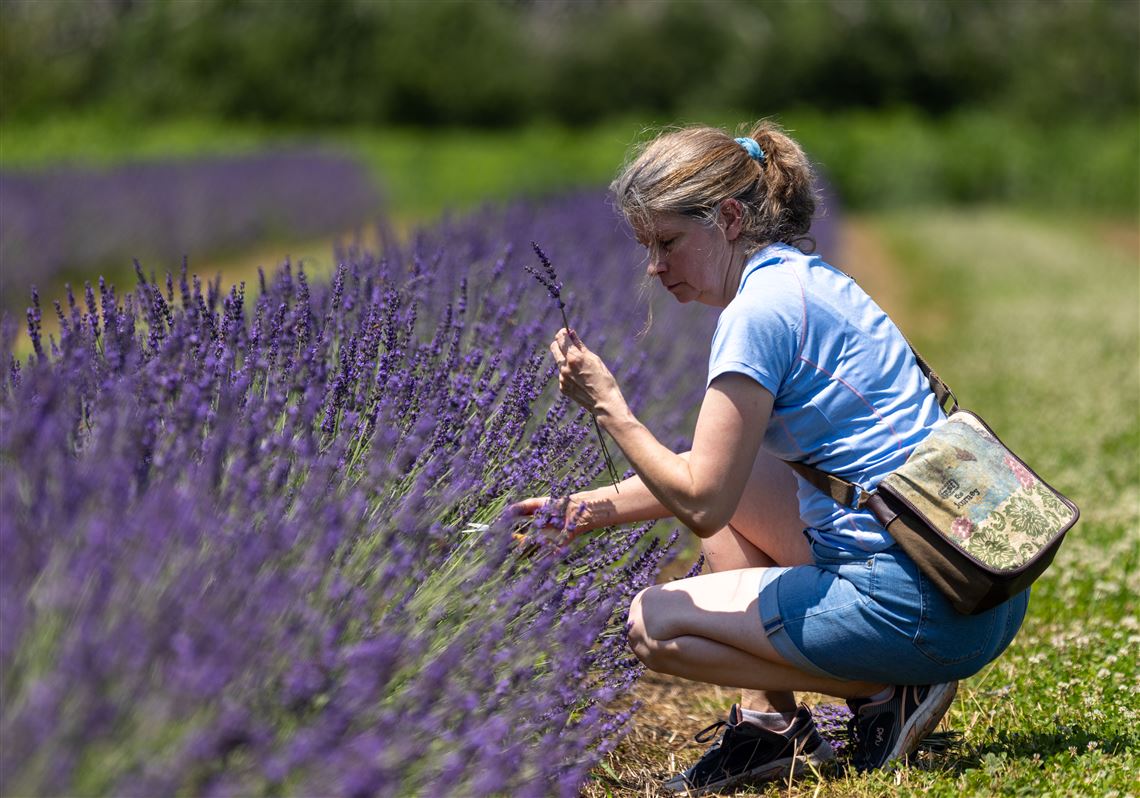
[662,703,835,796]
[846,682,958,771]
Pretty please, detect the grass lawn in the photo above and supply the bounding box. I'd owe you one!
[586,209,1139,797]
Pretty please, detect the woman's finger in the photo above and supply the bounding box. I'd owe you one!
[554,327,577,355]
[507,497,544,517]
[550,328,589,367]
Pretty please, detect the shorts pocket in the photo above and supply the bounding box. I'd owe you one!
[913,570,997,666]
[812,541,880,609]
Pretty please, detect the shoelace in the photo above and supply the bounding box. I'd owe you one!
[694,719,729,745]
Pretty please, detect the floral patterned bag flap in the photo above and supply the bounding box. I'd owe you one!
[782,333,1079,611]
[877,411,1079,573]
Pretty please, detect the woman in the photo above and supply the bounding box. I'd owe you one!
[513,122,1028,795]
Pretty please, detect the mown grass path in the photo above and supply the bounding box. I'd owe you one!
[586,210,1139,797]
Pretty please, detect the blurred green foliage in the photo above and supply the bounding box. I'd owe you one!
[1,0,1137,214]
[789,109,1139,211]
[4,109,1136,215]
[2,0,1136,128]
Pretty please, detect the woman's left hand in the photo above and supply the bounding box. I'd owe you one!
[549,328,627,420]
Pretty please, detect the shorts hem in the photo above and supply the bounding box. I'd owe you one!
[757,568,847,682]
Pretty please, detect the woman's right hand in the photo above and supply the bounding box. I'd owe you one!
[507,475,660,541]
[550,328,628,423]
[507,495,593,542]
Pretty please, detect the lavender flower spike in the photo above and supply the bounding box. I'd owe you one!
[527,242,622,491]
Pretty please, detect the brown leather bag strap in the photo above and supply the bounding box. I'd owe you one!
[784,460,867,509]
[905,338,959,415]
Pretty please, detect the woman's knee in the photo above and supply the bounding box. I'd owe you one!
[626,588,649,662]
[626,586,669,667]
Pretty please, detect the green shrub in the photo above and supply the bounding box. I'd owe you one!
[1,109,1136,217]
[2,0,1136,129]
[785,109,1139,212]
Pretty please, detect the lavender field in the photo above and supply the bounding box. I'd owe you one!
[1,191,770,796]
[3,1,1135,791]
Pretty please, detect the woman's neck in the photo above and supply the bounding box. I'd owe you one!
[714,242,752,308]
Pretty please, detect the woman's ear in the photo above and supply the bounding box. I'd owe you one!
[719,199,744,241]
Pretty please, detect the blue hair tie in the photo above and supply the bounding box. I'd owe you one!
[735,136,766,164]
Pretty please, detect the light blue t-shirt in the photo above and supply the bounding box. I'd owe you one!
[707,243,945,552]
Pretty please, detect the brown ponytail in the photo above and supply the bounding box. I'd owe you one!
[610,120,818,253]
[746,121,817,251]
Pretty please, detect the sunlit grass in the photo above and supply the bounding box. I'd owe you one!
[875,208,1139,796]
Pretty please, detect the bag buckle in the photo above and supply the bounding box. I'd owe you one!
[928,369,960,415]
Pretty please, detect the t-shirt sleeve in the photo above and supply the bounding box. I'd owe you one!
[707,273,802,396]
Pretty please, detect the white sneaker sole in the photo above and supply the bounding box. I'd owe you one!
[888,681,958,766]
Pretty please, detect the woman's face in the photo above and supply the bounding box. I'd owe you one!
[636,208,743,308]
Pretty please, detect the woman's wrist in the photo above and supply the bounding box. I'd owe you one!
[594,399,637,435]
[568,492,607,532]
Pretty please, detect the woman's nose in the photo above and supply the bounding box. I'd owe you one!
[646,256,665,277]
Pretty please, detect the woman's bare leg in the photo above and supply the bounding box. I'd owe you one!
[628,567,886,699]
[701,448,810,572]
[693,451,817,713]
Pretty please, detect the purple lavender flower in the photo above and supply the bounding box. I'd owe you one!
[525,241,622,490]
[810,703,854,755]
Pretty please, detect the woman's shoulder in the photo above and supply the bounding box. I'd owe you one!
[742,243,845,281]
[736,245,851,322]
[754,246,880,316]
[738,245,808,295]
[717,252,806,348]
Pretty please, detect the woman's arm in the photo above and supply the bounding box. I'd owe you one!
[600,373,771,536]
[552,329,771,538]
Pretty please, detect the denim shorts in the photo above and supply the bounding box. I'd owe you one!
[758,537,1029,685]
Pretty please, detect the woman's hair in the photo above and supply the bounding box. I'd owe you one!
[610,120,818,253]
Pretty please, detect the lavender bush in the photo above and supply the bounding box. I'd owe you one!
[2,185,840,795]
[0,149,381,310]
[0,192,719,796]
